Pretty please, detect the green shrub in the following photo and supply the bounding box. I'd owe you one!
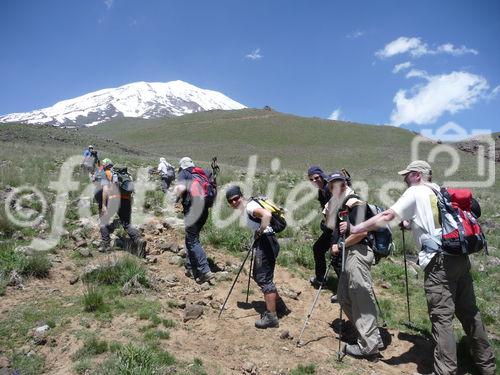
[73,336,109,360]
[11,352,45,375]
[290,363,315,374]
[83,285,106,313]
[82,257,149,287]
[20,253,52,278]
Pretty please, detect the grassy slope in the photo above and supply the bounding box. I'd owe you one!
[1,110,499,372]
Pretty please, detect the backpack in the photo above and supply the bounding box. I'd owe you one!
[339,194,394,261]
[188,167,217,207]
[161,162,175,180]
[113,167,135,194]
[249,197,287,233]
[427,186,487,255]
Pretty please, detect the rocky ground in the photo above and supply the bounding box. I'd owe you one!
[0,214,440,375]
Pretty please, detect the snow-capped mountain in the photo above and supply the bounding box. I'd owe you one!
[0,80,246,127]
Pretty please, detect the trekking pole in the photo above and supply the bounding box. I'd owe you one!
[296,258,333,347]
[372,287,387,328]
[245,246,255,304]
[402,228,412,324]
[336,235,347,361]
[218,240,255,319]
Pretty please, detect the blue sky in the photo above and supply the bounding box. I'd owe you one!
[1,0,499,135]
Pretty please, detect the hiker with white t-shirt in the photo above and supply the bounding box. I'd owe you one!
[157,157,175,192]
[226,185,289,329]
[339,160,495,375]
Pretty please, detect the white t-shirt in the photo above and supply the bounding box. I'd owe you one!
[158,161,172,176]
[245,200,274,234]
[390,183,442,270]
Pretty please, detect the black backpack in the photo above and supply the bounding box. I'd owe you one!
[338,194,394,261]
[248,197,287,233]
[113,167,135,194]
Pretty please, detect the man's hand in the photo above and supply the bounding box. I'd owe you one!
[399,220,411,230]
[339,222,349,234]
[331,244,340,256]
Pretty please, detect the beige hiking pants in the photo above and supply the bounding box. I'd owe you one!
[337,243,381,355]
[424,253,496,375]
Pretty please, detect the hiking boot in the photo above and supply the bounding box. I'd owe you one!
[255,311,279,329]
[309,276,326,288]
[330,294,338,303]
[196,271,214,284]
[135,238,147,257]
[344,344,379,358]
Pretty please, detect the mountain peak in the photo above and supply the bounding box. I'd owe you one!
[0,80,246,127]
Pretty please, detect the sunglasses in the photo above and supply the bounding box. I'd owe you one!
[227,196,240,204]
[309,176,321,182]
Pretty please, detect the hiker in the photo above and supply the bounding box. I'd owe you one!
[307,166,342,300]
[226,185,287,329]
[327,171,383,358]
[92,163,105,213]
[98,158,145,254]
[174,157,214,284]
[340,160,495,375]
[82,145,99,173]
[157,157,175,192]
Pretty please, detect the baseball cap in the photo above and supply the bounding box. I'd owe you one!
[326,171,347,183]
[179,157,195,170]
[398,160,432,175]
[226,185,243,200]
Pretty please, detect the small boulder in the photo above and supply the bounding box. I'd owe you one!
[168,255,184,266]
[182,304,204,322]
[69,275,79,285]
[278,286,301,300]
[279,330,293,340]
[214,271,231,282]
[164,274,179,284]
[7,270,23,287]
[76,248,92,258]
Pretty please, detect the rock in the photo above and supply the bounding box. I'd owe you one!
[195,300,207,306]
[165,241,179,253]
[155,224,164,233]
[242,361,258,374]
[278,286,301,300]
[183,304,204,322]
[12,231,25,241]
[33,324,50,345]
[74,240,87,248]
[7,270,23,287]
[69,275,79,285]
[164,274,179,283]
[122,275,146,295]
[168,255,184,266]
[76,248,92,258]
[145,256,157,264]
[209,300,221,310]
[381,282,391,289]
[200,282,210,291]
[178,249,186,258]
[0,355,9,370]
[214,271,231,282]
[203,292,214,300]
[279,330,293,340]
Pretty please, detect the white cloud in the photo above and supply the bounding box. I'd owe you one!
[104,0,114,10]
[346,30,365,39]
[405,69,430,79]
[245,48,262,60]
[376,36,478,59]
[328,108,342,121]
[390,70,490,126]
[392,61,413,74]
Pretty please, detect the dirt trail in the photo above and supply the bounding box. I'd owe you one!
[0,223,434,375]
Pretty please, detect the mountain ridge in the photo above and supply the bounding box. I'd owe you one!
[0,80,246,127]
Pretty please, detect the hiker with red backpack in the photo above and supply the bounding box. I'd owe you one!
[174,157,216,284]
[340,160,495,375]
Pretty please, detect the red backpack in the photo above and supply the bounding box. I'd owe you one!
[428,186,487,255]
[188,167,217,207]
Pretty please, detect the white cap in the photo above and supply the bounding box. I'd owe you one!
[179,157,195,170]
